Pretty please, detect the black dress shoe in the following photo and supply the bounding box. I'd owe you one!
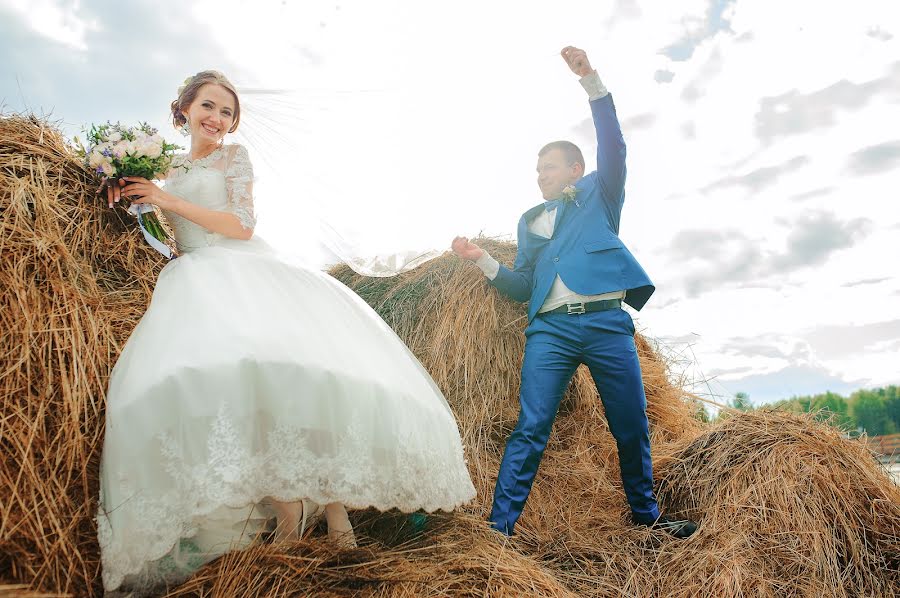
[634,514,697,538]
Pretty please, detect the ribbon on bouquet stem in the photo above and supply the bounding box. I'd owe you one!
[127,203,174,259]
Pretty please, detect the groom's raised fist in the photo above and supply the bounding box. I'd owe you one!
[561,46,593,78]
[451,236,484,261]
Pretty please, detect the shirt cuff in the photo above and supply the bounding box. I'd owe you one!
[475,251,500,280]
[580,71,609,101]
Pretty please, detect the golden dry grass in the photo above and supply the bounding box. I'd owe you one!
[2,115,898,597]
[1,114,167,597]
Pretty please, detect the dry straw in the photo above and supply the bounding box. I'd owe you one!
[2,115,898,597]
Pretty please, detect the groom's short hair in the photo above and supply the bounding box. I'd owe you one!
[539,141,585,170]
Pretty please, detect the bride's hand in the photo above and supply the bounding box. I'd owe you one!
[122,177,174,210]
[451,236,484,261]
[99,177,126,208]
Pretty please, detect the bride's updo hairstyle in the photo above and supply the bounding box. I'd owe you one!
[170,70,242,134]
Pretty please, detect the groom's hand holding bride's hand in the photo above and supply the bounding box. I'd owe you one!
[451,236,484,261]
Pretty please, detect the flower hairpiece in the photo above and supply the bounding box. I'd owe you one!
[176,76,194,98]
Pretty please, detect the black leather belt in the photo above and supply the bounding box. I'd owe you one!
[544,298,622,315]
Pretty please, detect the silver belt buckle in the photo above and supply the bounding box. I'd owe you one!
[566,302,586,315]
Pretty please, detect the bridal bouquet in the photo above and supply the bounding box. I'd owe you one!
[76,122,180,257]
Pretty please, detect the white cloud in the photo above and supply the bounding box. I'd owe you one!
[1,0,98,51]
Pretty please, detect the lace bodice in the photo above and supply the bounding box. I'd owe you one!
[163,144,256,252]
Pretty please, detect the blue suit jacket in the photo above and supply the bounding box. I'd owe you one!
[490,93,655,322]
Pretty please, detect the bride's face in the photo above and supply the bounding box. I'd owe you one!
[183,83,236,143]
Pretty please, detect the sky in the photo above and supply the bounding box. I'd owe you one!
[1,0,898,406]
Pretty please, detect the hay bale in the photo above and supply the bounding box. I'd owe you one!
[517,411,900,597]
[3,115,898,597]
[167,513,575,598]
[651,411,900,597]
[0,114,167,596]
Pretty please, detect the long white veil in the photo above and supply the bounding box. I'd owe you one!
[211,2,573,276]
[231,86,447,276]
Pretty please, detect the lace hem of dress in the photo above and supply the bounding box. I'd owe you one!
[98,404,476,592]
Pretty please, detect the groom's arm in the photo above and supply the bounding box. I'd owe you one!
[476,219,533,303]
[587,83,627,233]
[452,220,533,303]
[563,46,627,234]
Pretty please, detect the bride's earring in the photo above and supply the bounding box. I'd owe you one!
[180,119,191,137]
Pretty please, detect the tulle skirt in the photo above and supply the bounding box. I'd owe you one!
[97,238,475,593]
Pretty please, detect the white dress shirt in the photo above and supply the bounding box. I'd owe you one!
[475,70,625,314]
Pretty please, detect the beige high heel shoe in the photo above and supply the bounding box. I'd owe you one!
[324,502,357,548]
[267,498,325,542]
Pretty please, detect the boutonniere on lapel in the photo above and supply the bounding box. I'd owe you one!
[561,184,580,207]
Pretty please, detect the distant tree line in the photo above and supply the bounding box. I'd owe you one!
[712,386,900,436]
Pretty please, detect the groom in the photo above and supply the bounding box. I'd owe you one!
[452,46,696,538]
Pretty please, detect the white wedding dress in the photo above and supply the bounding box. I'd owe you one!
[97,144,476,594]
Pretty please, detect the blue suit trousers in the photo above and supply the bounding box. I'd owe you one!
[489,308,660,535]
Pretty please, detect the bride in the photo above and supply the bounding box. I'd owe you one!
[97,70,476,595]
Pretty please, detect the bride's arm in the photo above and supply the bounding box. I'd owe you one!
[121,146,256,240]
[120,178,253,240]
[165,194,253,240]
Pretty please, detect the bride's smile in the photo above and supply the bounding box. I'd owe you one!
[181,83,236,155]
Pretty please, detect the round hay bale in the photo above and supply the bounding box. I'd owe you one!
[508,411,900,598]
[0,114,166,596]
[649,411,900,597]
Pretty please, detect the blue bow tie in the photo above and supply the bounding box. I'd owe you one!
[544,199,563,212]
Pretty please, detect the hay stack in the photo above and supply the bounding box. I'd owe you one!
[166,513,575,598]
[651,411,900,596]
[0,114,167,596]
[2,115,899,597]
[532,411,900,597]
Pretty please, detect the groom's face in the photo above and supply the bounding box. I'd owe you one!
[536,149,582,200]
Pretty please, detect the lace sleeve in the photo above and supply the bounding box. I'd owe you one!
[224,144,256,230]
